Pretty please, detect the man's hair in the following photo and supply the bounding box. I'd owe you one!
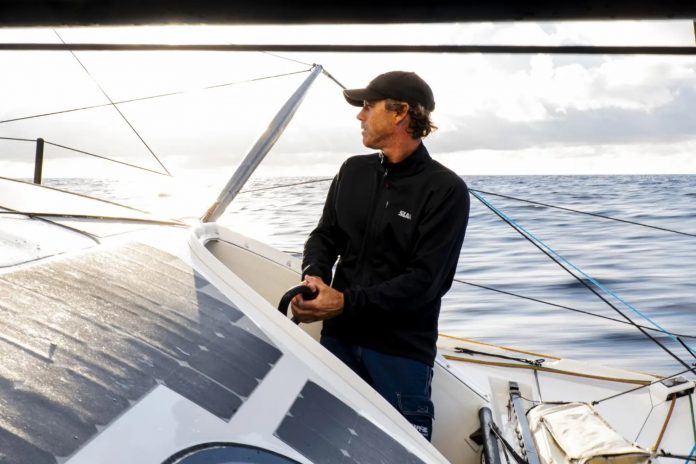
[385,99,437,139]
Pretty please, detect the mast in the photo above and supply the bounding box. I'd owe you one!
[201,64,322,223]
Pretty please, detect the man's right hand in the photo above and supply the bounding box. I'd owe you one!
[291,275,344,323]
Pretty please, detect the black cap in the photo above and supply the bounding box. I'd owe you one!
[343,71,435,111]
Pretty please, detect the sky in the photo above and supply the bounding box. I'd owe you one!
[0,20,695,182]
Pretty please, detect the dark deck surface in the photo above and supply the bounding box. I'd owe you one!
[0,243,281,463]
[276,381,425,464]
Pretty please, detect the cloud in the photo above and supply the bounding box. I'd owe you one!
[430,82,696,152]
[1,22,695,177]
[433,141,696,176]
[431,54,696,122]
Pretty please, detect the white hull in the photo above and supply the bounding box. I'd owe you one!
[196,222,695,463]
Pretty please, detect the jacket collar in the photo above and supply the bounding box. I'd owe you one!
[379,142,431,176]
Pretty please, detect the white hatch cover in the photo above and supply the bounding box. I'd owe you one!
[527,402,651,464]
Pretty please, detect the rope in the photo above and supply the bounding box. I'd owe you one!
[653,395,678,451]
[471,189,696,238]
[453,278,696,340]
[0,69,312,126]
[471,190,696,368]
[53,30,172,177]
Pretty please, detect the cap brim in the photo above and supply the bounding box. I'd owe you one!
[342,88,386,107]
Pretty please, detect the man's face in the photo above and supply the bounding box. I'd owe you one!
[357,99,396,149]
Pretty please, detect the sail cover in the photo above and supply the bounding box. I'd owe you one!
[527,402,651,464]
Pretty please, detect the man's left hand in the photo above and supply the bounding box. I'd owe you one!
[291,275,344,323]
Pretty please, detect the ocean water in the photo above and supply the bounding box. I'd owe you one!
[46,175,696,377]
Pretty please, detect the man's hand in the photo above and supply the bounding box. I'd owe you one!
[291,275,344,323]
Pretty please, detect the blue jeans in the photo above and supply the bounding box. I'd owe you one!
[320,336,435,441]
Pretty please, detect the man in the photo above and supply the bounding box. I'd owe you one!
[292,71,469,441]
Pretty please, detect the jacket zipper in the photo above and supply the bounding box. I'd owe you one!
[355,160,390,284]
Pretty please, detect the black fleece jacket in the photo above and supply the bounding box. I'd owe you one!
[302,143,469,365]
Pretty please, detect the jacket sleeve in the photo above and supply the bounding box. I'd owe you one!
[301,170,345,285]
[342,179,469,316]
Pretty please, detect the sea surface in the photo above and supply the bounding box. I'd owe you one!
[46,174,696,377]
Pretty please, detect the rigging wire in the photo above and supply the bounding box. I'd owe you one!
[0,136,36,142]
[0,206,101,244]
[471,190,696,370]
[680,443,696,464]
[453,278,696,340]
[490,422,529,464]
[44,140,169,176]
[591,367,696,405]
[233,176,696,344]
[53,29,172,177]
[322,68,347,89]
[1,49,313,180]
[239,177,333,194]
[0,210,185,227]
[472,189,696,355]
[0,175,186,226]
[238,175,692,240]
[1,67,313,178]
[471,189,696,238]
[499,436,512,464]
[0,136,167,176]
[0,68,312,126]
[678,337,696,361]
[682,443,696,464]
[261,51,313,67]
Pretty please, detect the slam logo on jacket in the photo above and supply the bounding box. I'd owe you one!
[398,210,412,220]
